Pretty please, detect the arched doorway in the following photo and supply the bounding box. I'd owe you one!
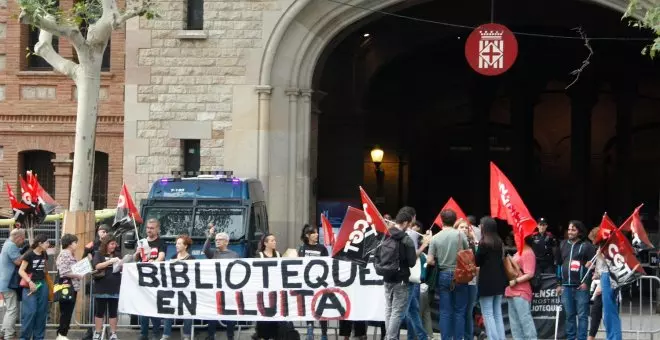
[258,0,657,247]
[69,151,109,209]
[19,150,56,195]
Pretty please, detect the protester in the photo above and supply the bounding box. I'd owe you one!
[375,209,417,340]
[84,224,111,261]
[414,221,435,339]
[204,225,239,340]
[136,218,166,340]
[427,209,469,340]
[0,228,26,340]
[588,227,622,340]
[556,220,596,340]
[505,235,538,340]
[457,218,479,340]
[93,235,122,340]
[298,224,329,340]
[56,234,85,340]
[254,233,280,339]
[161,235,194,340]
[18,233,50,340]
[475,217,507,340]
[339,321,367,340]
[532,218,557,274]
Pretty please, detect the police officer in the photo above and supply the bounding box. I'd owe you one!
[532,217,558,274]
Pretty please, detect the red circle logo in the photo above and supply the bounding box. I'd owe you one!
[465,23,518,76]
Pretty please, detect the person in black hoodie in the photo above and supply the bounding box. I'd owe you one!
[556,220,596,340]
[375,209,417,340]
[298,224,329,340]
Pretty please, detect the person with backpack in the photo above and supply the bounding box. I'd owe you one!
[426,209,471,340]
[374,209,418,340]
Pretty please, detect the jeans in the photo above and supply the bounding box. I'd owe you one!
[507,297,537,340]
[57,292,77,336]
[561,286,590,340]
[437,271,468,340]
[465,285,478,339]
[163,318,192,337]
[140,316,162,337]
[419,284,434,338]
[384,281,409,340]
[479,295,505,340]
[403,283,428,340]
[20,283,49,340]
[600,274,622,340]
[2,290,19,338]
[208,320,236,339]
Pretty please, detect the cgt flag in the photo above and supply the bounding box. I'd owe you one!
[619,204,653,249]
[5,183,29,222]
[601,226,645,287]
[321,213,335,247]
[358,187,389,235]
[332,207,381,267]
[490,162,537,255]
[113,183,143,227]
[432,197,467,228]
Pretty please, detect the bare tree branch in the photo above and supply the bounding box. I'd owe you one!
[19,10,86,49]
[565,27,593,90]
[33,24,79,79]
[115,0,155,27]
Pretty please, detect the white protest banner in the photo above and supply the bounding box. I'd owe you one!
[118,257,385,321]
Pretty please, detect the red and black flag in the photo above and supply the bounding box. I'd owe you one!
[619,204,653,249]
[359,186,389,235]
[6,183,29,222]
[332,206,382,267]
[113,183,143,227]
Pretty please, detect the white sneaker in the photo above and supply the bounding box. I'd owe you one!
[109,332,119,340]
[92,332,102,340]
[55,335,70,340]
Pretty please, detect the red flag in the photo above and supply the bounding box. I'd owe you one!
[601,227,645,287]
[331,207,380,266]
[432,197,467,228]
[490,162,537,255]
[19,175,37,207]
[6,183,29,221]
[113,183,143,227]
[593,213,617,246]
[619,204,653,248]
[358,186,389,235]
[321,213,335,247]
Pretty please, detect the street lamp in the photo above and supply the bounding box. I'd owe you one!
[370,146,384,171]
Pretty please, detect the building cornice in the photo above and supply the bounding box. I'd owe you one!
[0,115,124,124]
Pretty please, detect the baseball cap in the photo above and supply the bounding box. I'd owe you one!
[537,218,548,226]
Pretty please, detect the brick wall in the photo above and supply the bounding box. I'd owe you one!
[0,0,126,215]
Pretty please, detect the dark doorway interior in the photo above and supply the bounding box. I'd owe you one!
[314,0,660,237]
[20,150,56,196]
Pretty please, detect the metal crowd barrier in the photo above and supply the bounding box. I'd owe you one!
[612,275,660,340]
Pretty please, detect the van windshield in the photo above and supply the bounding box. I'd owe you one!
[142,206,246,240]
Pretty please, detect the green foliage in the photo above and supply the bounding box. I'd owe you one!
[625,0,660,57]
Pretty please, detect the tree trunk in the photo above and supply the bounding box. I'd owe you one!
[69,57,103,212]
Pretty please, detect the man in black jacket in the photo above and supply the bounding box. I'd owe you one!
[532,217,558,274]
[556,220,596,340]
[375,209,417,340]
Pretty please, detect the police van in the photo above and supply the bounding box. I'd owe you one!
[119,171,269,259]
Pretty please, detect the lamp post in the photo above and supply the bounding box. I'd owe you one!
[370,146,385,206]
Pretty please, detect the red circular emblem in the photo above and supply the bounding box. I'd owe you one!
[465,23,518,76]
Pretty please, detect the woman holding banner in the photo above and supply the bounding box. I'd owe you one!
[161,235,194,340]
[92,235,122,340]
[298,225,329,340]
[254,233,280,339]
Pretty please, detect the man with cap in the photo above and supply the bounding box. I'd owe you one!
[531,218,558,274]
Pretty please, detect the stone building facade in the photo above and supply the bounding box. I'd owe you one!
[0,0,126,216]
[123,0,636,247]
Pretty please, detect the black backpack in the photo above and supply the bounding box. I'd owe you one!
[375,235,402,278]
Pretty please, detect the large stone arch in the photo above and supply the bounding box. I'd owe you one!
[255,0,632,247]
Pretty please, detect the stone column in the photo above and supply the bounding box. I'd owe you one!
[256,85,272,196]
[569,85,598,220]
[300,90,313,225]
[309,91,326,226]
[613,78,636,217]
[52,154,73,211]
[285,88,300,243]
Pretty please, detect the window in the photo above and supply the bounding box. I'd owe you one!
[74,22,111,71]
[193,207,245,240]
[143,206,194,238]
[92,151,109,209]
[20,150,55,195]
[27,28,59,70]
[187,0,204,30]
[183,139,200,173]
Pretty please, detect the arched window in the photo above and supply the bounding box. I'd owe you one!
[19,150,56,195]
[68,151,109,209]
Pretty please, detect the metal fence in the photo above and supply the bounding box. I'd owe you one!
[0,220,61,252]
